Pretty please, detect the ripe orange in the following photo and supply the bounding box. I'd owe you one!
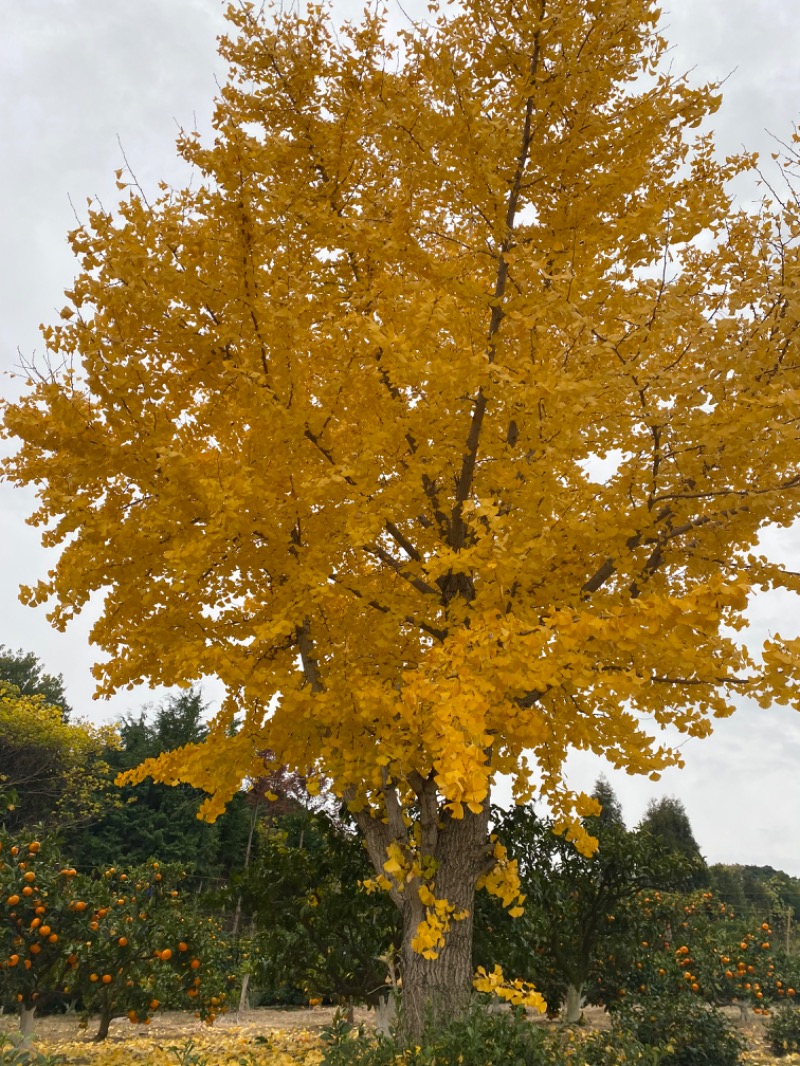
[6,895,20,906]
[28,842,41,854]
[160,948,172,961]
[8,954,19,966]
[23,872,35,883]
[22,887,33,897]
[118,937,128,947]
[89,973,99,982]
[190,958,200,970]
[102,974,112,985]
[39,926,51,937]
[29,943,41,955]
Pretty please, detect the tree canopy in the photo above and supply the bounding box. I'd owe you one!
[4,0,800,1033]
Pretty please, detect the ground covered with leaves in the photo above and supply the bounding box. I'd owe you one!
[2,1005,800,1066]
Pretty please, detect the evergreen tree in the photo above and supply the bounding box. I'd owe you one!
[590,776,624,829]
[638,796,708,888]
[67,690,250,885]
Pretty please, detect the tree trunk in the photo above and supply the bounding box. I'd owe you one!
[357,795,490,1044]
[400,885,476,1042]
[94,1002,113,1041]
[564,983,583,1024]
[238,972,251,1014]
[19,1004,36,1043]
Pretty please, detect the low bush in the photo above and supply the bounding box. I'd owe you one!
[765,1005,800,1057]
[619,995,743,1066]
[320,1003,553,1066]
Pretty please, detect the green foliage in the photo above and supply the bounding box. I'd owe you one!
[618,994,744,1066]
[0,1032,66,1066]
[638,798,708,889]
[475,805,687,1014]
[242,809,399,1007]
[67,691,251,884]
[321,1003,552,1066]
[319,1004,698,1066]
[570,1028,662,1066]
[588,777,624,830]
[709,862,800,931]
[765,1005,800,1057]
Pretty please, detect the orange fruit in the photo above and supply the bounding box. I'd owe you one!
[90,973,99,983]
[39,926,51,937]
[8,954,19,966]
[102,974,112,985]
[178,942,188,952]
[29,944,41,955]
[23,872,35,883]
[118,937,128,947]
[6,895,20,906]
[22,887,33,897]
[190,958,200,970]
[160,948,172,961]
[28,842,41,854]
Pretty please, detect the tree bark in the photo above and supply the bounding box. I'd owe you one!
[356,795,491,1044]
[19,1004,36,1043]
[94,1002,113,1041]
[564,983,583,1024]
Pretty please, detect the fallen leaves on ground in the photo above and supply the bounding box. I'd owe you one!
[42,1027,324,1066]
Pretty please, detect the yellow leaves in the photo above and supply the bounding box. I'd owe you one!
[476,843,525,912]
[411,893,469,960]
[40,1029,324,1065]
[473,965,547,1013]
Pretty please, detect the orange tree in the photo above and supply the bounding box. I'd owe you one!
[5,0,800,1039]
[70,863,238,1039]
[473,806,687,1021]
[0,836,236,1040]
[0,833,82,1038]
[608,889,800,1016]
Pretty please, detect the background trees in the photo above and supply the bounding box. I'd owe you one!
[0,680,116,834]
[475,795,689,1022]
[68,690,251,884]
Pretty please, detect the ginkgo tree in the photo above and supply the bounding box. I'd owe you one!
[4,0,800,1038]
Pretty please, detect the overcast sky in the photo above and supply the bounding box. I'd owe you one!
[2,2,800,875]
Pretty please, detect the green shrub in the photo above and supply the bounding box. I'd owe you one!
[321,1003,552,1066]
[572,1028,663,1066]
[765,1005,800,1057]
[621,996,743,1066]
